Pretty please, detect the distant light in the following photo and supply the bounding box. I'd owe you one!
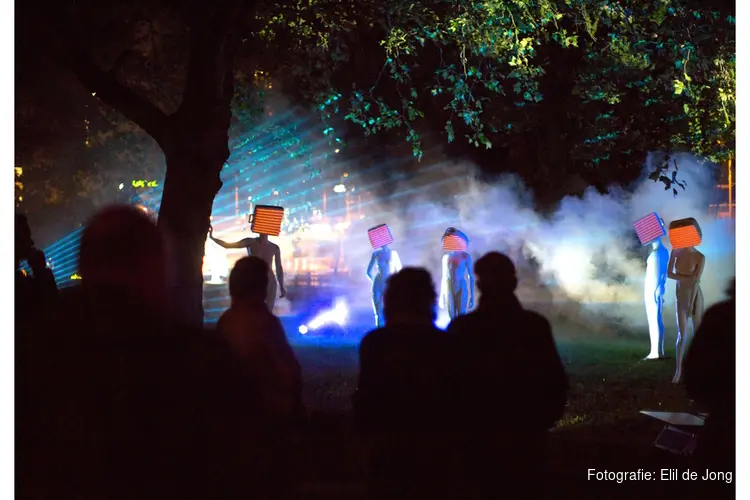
[333,184,346,193]
[273,191,279,196]
[118,183,124,190]
[334,149,340,153]
[248,196,252,200]
[360,214,365,219]
[91,92,96,96]
[343,172,348,177]
[298,325,308,335]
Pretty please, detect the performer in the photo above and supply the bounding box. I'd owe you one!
[667,218,705,384]
[633,213,669,360]
[365,224,402,328]
[209,207,286,311]
[439,227,474,320]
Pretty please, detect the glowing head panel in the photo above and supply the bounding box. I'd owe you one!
[442,227,468,252]
[251,205,284,236]
[368,224,394,249]
[633,212,667,245]
[668,218,702,249]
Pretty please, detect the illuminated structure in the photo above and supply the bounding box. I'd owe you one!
[709,156,735,219]
[365,224,402,327]
[633,213,669,360]
[667,218,706,384]
[439,227,474,320]
[15,167,23,208]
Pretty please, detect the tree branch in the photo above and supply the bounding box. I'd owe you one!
[48,9,170,148]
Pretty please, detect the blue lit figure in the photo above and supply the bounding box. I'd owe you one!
[366,245,402,328]
[644,237,669,360]
[439,228,475,320]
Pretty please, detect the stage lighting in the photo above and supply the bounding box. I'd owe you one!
[307,298,349,331]
[333,184,346,193]
[298,325,309,335]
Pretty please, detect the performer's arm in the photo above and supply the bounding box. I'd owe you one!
[366,252,377,282]
[439,254,449,309]
[391,251,403,274]
[689,254,706,309]
[667,250,695,281]
[209,230,251,249]
[274,245,286,297]
[666,250,679,280]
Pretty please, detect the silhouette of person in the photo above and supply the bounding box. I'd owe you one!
[366,244,403,328]
[217,256,303,421]
[209,224,286,311]
[15,214,58,324]
[668,228,706,384]
[354,268,458,498]
[683,279,735,479]
[447,252,568,500]
[644,231,669,360]
[439,227,474,320]
[18,206,258,499]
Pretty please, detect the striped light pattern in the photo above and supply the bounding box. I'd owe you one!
[633,212,666,245]
[442,234,468,252]
[251,205,284,236]
[367,224,393,249]
[669,218,702,249]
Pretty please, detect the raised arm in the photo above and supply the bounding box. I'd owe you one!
[274,244,286,296]
[391,250,403,274]
[210,230,251,250]
[439,254,449,309]
[366,252,377,282]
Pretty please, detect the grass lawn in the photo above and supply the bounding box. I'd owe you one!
[287,319,733,499]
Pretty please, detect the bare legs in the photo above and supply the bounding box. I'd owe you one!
[673,285,704,383]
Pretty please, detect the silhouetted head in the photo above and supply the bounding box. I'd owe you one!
[383,267,437,326]
[475,252,518,299]
[79,205,166,307]
[15,213,34,266]
[229,256,269,304]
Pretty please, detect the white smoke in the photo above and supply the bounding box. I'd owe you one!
[340,151,735,334]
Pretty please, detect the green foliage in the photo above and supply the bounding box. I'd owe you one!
[264,0,734,174]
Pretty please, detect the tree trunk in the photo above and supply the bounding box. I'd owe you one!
[158,136,225,327]
[157,2,239,328]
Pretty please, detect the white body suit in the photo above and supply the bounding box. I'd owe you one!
[366,246,402,328]
[644,239,669,359]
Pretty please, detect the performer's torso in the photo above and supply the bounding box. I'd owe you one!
[447,251,469,287]
[672,248,703,278]
[374,248,394,280]
[247,239,277,278]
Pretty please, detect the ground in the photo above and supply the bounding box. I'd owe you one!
[277,315,734,499]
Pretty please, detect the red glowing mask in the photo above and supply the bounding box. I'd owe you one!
[251,205,284,236]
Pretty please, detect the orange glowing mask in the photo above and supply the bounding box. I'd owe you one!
[668,218,702,249]
[442,227,469,252]
[251,205,284,236]
[368,224,393,249]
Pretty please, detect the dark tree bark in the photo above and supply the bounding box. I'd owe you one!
[51,1,242,327]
